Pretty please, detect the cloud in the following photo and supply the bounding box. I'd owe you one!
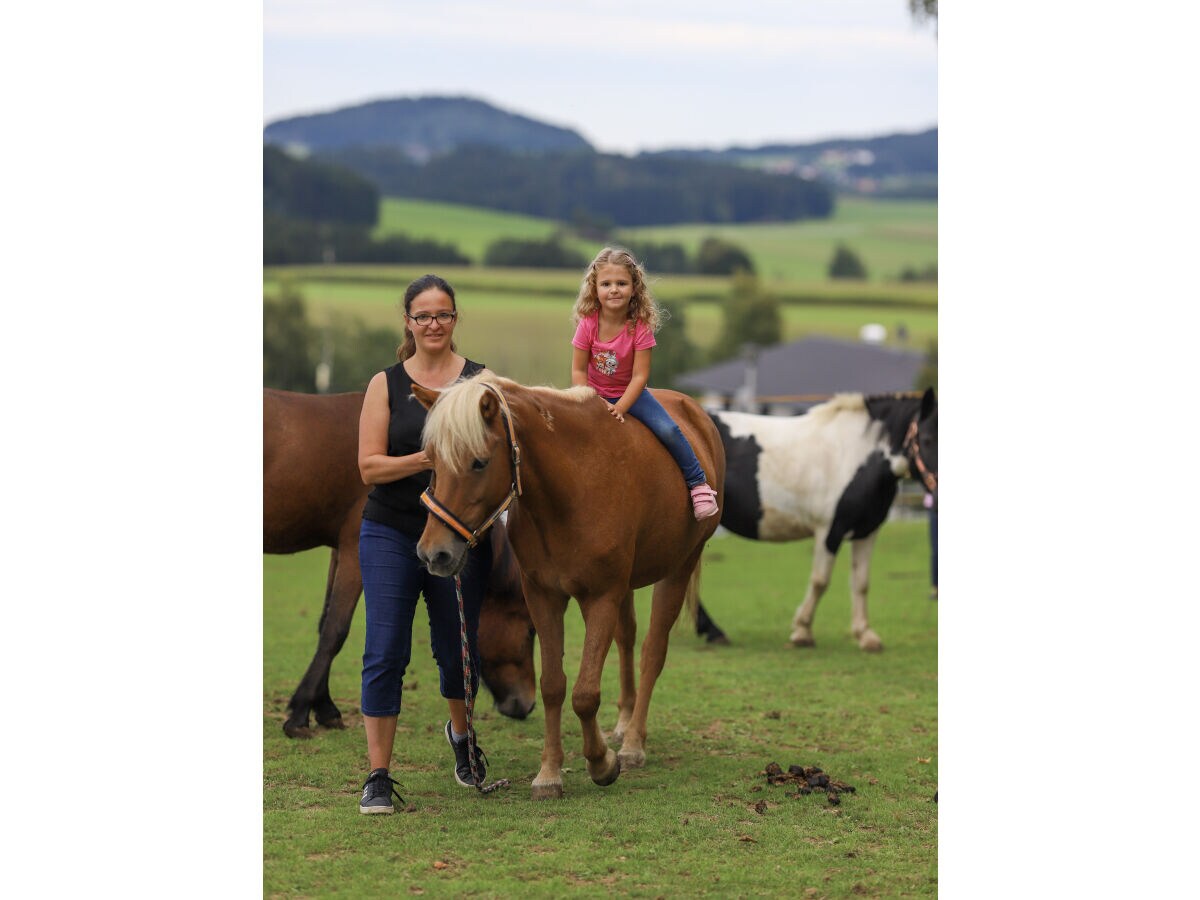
[265,0,932,60]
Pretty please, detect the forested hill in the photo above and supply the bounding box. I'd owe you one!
[319,144,833,226]
[263,96,591,159]
[262,95,931,223]
[646,128,938,197]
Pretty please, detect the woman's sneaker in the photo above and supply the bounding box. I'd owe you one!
[445,720,488,787]
[359,767,404,814]
[689,484,719,520]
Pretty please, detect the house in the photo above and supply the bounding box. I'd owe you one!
[673,335,928,415]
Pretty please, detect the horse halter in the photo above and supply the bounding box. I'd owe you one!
[902,417,937,493]
[420,382,523,549]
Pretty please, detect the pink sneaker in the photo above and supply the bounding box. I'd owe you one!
[689,484,719,521]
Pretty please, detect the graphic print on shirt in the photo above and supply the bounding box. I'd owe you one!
[592,349,618,377]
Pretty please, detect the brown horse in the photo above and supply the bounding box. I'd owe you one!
[263,388,536,738]
[413,373,725,799]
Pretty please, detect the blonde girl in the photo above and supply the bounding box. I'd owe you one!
[570,247,719,520]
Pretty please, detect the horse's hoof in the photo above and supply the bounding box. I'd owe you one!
[618,747,646,770]
[531,781,564,801]
[282,721,313,739]
[315,714,345,730]
[789,630,815,648]
[707,633,731,646]
[858,632,883,652]
[590,749,621,787]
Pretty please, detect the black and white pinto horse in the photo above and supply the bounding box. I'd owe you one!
[696,388,937,651]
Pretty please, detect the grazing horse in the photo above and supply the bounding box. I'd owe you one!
[263,388,537,738]
[696,388,937,651]
[412,373,725,800]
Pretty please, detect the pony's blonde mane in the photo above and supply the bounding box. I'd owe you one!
[422,373,596,473]
[806,393,867,424]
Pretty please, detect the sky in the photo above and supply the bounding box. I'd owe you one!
[263,0,938,154]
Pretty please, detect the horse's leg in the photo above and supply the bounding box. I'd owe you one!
[694,599,730,645]
[618,552,700,770]
[849,533,883,651]
[610,590,636,745]
[573,594,622,788]
[284,542,362,737]
[525,584,569,800]
[790,530,836,647]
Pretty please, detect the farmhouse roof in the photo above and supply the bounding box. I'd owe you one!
[674,335,926,409]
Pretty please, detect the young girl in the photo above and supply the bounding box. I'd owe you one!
[570,247,719,520]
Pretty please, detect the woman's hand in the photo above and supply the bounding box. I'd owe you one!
[606,402,625,423]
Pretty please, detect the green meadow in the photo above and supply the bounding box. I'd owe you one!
[262,265,935,388]
[266,193,937,389]
[371,195,937,285]
[264,521,938,897]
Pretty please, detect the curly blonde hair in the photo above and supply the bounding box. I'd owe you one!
[571,246,662,334]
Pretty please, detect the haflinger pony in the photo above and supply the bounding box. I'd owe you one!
[263,388,537,738]
[696,388,937,651]
[412,373,725,800]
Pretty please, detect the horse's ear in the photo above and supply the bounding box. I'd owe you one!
[479,388,499,424]
[920,386,936,420]
[412,384,440,410]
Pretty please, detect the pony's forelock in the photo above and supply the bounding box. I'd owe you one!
[421,372,512,474]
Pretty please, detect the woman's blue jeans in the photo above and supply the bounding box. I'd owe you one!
[604,389,707,488]
[359,518,492,718]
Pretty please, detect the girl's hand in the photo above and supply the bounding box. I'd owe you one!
[607,402,625,423]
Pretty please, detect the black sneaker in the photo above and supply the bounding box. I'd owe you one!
[359,767,403,815]
[445,720,488,787]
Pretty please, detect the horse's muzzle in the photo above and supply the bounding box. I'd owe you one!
[417,539,468,578]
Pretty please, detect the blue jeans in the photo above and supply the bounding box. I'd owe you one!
[359,518,492,717]
[604,390,707,488]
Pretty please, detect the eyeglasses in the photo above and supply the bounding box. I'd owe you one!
[406,311,457,327]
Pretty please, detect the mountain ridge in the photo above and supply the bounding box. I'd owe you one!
[264,94,935,164]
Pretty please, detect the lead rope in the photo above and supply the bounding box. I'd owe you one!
[455,574,510,794]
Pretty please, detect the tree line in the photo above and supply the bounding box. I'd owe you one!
[318,144,835,227]
[482,234,756,276]
[264,147,468,265]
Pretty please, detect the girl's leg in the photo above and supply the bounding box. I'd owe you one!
[359,520,423,769]
[622,391,707,488]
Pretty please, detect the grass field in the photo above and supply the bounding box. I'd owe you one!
[372,195,936,285]
[263,262,936,388]
[624,197,937,284]
[264,520,938,896]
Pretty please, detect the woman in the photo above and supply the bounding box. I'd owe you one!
[356,274,492,814]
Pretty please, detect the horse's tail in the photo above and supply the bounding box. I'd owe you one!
[674,551,703,632]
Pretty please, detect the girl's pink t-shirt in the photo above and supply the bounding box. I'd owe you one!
[571,314,656,397]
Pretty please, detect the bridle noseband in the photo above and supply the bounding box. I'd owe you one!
[420,381,523,549]
[902,416,937,493]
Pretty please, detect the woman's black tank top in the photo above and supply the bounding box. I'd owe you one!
[361,358,484,540]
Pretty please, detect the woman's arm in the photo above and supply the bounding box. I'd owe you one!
[609,348,652,423]
[357,371,432,485]
[571,346,590,388]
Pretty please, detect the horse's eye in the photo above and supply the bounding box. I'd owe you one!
[471,458,488,471]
